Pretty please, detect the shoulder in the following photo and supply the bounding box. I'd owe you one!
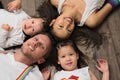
[50,0,59,8]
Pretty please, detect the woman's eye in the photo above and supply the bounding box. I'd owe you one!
[67,29,72,33]
[32,27,34,31]
[58,25,63,28]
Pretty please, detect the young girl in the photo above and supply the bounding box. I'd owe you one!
[49,0,120,39]
[0,0,47,49]
[52,40,109,80]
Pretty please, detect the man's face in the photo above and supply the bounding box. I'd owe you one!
[21,34,51,61]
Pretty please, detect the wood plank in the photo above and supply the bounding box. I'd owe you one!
[92,7,120,80]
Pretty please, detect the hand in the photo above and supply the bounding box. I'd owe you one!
[96,59,109,73]
[7,0,21,12]
[41,67,51,80]
[2,24,13,31]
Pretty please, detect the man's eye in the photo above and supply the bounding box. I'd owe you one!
[41,46,45,49]
[34,37,38,41]
[39,44,45,50]
[32,27,34,31]
[32,21,34,24]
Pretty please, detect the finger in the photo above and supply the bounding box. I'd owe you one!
[95,65,101,70]
[9,27,13,31]
[7,2,13,11]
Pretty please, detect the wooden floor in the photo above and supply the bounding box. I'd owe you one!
[93,7,120,80]
[1,0,120,80]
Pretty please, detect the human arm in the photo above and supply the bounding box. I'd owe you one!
[50,0,59,8]
[96,59,109,80]
[89,59,109,80]
[2,24,13,31]
[7,0,21,12]
[1,24,24,48]
[85,3,112,28]
[0,24,12,48]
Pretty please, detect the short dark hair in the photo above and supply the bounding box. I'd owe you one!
[39,32,56,59]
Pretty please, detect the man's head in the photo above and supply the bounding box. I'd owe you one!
[21,33,52,64]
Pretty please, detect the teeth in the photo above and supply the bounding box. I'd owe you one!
[65,17,72,22]
[29,46,33,51]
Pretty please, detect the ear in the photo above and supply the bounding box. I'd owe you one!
[57,61,60,64]
[37,58,46,64]
[49,19,56,26]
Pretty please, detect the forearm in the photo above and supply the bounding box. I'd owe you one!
[102,71,109,80]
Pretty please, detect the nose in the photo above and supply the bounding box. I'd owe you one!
[27,25,32,29]
[66,56,71,61]
[63,20,71,29]
[33,40,40,49]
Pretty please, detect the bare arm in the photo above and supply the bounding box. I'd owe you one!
[50,0,59,8]
[85,3,112,28]
[96,59,109,80]
[89,59,109,80]
[89,69,98,80]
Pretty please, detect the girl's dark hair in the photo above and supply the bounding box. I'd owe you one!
[37,0,59,32]
[70,25,102,48]
[49,39,88,71]
[0,1,4,9]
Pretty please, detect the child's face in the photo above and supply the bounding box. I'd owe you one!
[22,18,44,36]
[57,45,79,71]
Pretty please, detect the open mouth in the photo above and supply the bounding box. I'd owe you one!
[29,45,34,51]
[66,62,72,66]
[64,17,73,23]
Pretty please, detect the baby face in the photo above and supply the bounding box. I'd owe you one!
[22,18,44,36]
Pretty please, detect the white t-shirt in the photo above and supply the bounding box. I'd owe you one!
[0,9,30,49]
[54,67,90,80]
[0,52,44,80]
[58,0,105,26]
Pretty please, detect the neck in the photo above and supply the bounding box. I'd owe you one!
[14,49,34,66]
[61,4,80,22]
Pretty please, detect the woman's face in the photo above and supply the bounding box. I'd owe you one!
[57,45,79,71]
[51,15,75,39]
